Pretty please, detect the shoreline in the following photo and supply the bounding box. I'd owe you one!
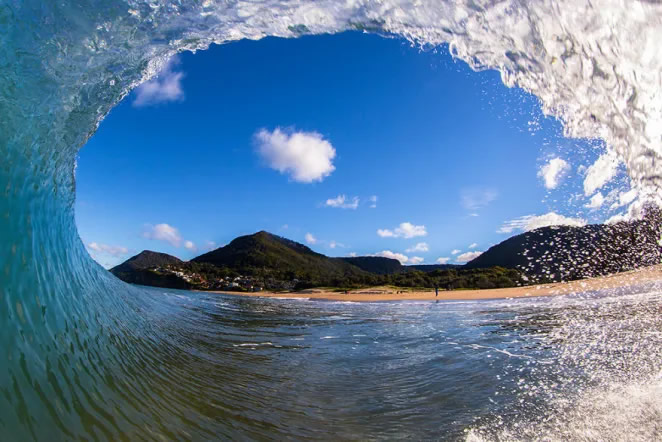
[201,264,662,302]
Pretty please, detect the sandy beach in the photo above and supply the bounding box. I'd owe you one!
[205,264,662,302]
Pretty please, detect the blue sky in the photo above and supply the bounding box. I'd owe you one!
[76,32,627,268]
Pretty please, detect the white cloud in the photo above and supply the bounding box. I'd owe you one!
[184,240,197,251]
[305,232,317,245]
[329,240,346,249]
[451,249,461,255]
[436,257,450,264]
[87,242,129,257]
[372,250,409,264]
[133,56,185,107]
[203,240,217,251]
[605,212,629,224]
[325,194,359,209]
[498,212,587,234]
[406,242,429,253]
[585,192,605,209]
[347,252,358,257]
[377,222,427,239]
[538,157,570,189]
[609,189,637,211]
[409,256,424,265]
[583,151,620,196]
[255,128,336,183]
[468,242,478,249]
[456,251,483,263]
[580,187,636,213]
[461,188,498,211]
[369,195,378,208]
[143,223,183,247]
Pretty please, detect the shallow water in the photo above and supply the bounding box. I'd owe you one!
[14,283,653,440]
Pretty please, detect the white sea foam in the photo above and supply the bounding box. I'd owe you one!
[467,378,662,441]
[466,288,662,440]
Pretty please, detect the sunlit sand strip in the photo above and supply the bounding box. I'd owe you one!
[204,264,662,302]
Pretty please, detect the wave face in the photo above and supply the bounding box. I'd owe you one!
[1,0,662,439]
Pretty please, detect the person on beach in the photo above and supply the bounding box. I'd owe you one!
[435,285,439,297]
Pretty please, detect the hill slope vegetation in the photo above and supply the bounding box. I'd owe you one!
[110,209,661,291]
[192,231,372,286]
[466,207,662,282]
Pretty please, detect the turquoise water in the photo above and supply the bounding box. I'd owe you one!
[10,281,662,440]
[2,0,662,439]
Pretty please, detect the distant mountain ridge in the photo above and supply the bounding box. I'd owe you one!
[409,264,462,272]
[112,231,389,290]
[110,250,190,289]
[339,256,403,274]
[336,257,461,275]
[192,231,371,281]
[466,207,662,282]
[112,250,184,271]
[110,209,662,290]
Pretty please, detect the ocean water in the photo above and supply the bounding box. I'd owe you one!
[2,0,662,440]
[11,282,662,440]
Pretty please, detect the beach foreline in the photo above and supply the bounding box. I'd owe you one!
[200,264,662,302]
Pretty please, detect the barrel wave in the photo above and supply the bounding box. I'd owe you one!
[2,1,662,440]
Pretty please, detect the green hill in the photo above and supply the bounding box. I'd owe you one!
[112,250,184,271]
[192,231,374,286]
[408,264,461,273]
[339,256,403,274]
[109,210,662,292]
[466,207,662,282]
[110,250,191,289]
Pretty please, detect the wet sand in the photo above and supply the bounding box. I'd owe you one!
[206,264,662,302]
